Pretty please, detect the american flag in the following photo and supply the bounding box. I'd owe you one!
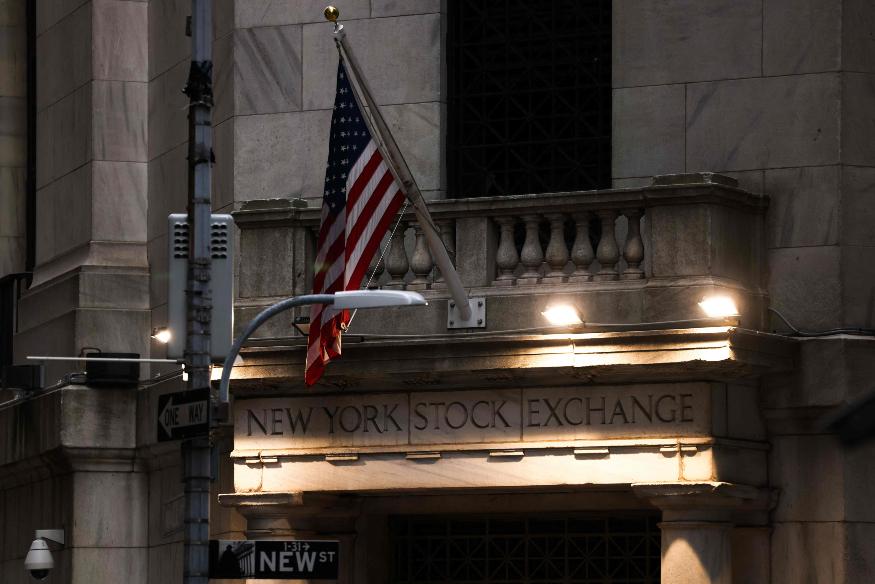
[305,61,405,387]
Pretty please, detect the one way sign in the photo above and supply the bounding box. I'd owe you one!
[157,388,211,442]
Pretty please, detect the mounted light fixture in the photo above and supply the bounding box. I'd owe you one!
[293,316,311,337]
[541,305,584,326]
[698,297,739,318]
[151,327,171,344]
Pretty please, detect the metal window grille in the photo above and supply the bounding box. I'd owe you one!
[390,514,661,584]
[447,0,612,199]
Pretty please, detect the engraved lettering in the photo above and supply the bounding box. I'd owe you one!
[429,403,445,429]
[563,397,583,426]
[384,404,402,431]
[247,409,268,436]
[471,401,490,428]
[680,394,694,422]
[413,403,428,430]
[340,405,362,432]
[323,406,340,434]
[445,402,469,429]
[363,405,382,433]
[656,395,677,422]
[493,400,511,428]
[632,395,653,423]
[609,399,629,424]
[271,408,284,435]
[526,399,541,427]
[586,396,606,425]
[543,398,564,426]
[285,407,314,434]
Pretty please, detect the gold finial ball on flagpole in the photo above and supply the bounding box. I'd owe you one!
[324,6,339,22]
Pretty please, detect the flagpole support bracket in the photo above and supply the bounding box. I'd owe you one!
[448,298,486,329]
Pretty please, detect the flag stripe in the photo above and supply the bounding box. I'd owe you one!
[346,190,405,290]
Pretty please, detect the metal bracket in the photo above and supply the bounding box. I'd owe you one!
[447,298,486,329]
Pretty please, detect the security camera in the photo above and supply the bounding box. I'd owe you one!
[24,530,64,580]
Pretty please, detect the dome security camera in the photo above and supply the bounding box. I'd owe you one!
[23,530,64,581]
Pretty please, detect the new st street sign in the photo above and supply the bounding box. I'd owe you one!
[157,387,211,442]
[209,540,340,580]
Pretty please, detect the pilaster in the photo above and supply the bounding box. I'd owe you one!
[632,482,772,584]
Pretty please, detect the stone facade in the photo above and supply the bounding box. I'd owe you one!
[1,1,874,583]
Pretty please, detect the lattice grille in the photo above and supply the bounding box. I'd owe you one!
[447,0,612,198]
[390,515,661,583]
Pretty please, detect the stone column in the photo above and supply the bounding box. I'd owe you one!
[219,492,361,584]
[632,482,760,584]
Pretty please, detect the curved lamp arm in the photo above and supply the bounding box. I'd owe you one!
[218,294,335,404]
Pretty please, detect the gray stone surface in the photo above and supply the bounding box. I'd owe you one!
[381,102,443,192]
[147,0,189,80]
[843,0,875,73]
[92,161,147,242]
[162,59,191,154]
[233,25,303,116]
[235,0,369,29]
[147,75,163,160]
[770,522,843,584]
[686,74,840,172]
[211,116,234,210]
[302,14,442,110]
[0,236,23,274]
[841,72,875,167]
[234,109,332,201]
[764,166,839,248]
[210,28,233,126]
[53,82,92,179]
[763,0,841,76]
[35,0,89,36]
[72,548,148,584]
[770,434,844,522]
[717,170,764,195]
[146,142,187,241]
[0,96,25,166]
[35,2,91,111]
[612,84,685,179]
[72,471,148,546]
[35,105,53,188]
[841,245,875,328]
[92,0,148,82]
[0,167,25,237]
[613,0,761,87]
[92,80,148,162]
[148,234,167,307]
[371,0,444,17]
[35,163,92,264]
[840,166,875,247]
[767,246,842,331]
[0,25,25,97]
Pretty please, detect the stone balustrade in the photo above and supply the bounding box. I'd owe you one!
[233,173,770,337]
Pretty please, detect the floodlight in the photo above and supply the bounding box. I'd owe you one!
[698,297,739,318]
[541,305,584,326]
[151,327,171,344]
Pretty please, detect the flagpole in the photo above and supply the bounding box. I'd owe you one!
[328,13,474,323]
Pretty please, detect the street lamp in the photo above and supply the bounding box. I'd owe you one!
[218,290,426,405]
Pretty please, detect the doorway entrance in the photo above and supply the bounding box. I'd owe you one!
[389,514,661,583]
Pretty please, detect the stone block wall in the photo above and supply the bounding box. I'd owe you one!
[612,0,875,331]
[0,0,27,277]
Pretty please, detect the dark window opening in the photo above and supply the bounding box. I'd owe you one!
[447,0,612,199]
[390,513,661,583]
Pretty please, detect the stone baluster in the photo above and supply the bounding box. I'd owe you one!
[407,220,433,290]
[492,216,519,286]
[621,208,645,279]
[569,211,594,282]
[594,209,619,281]
[383,227,409,290]
[432,219,455,289]
[543,213,569,283]
[517,214,544,285]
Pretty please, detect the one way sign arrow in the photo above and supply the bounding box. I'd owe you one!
[157,388,211,442]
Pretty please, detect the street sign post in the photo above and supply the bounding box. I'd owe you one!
[209,540,340,580]
[157,388,211,442]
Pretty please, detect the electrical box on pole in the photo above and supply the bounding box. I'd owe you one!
[167,213,234,361]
